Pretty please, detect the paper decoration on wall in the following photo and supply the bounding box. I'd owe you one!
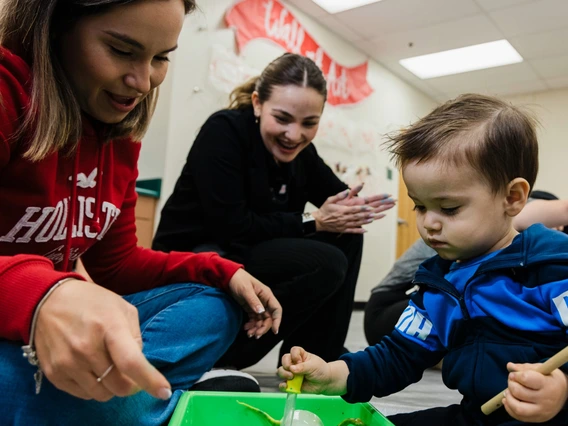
[315,107,383,155]
[225,0,373,106]
[209,44,260,94]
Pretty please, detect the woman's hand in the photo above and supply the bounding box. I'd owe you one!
[312,185,396,234]
[34,279,171,402]
[277,346,349,396]
[503,362,568,423]
[228,269,282,338]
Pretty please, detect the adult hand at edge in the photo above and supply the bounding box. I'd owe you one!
[228,268,282,338]
[34,279,171,402]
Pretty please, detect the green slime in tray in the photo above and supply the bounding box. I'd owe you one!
[237,401,367,426]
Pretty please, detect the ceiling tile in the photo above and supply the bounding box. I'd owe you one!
[288,0,568,99]
[530,54,568,79]
[335,0,481,40]
[474,0,538,12]
[365,14,503,61]
[379,61,448,98]
[489,0,568,37]
[482,79,548,96]
[545,76,568,89]
[316,15,366,42]
[425,62,540,92]
[283,0,329,18]
[434,93,452,103]
[440,78,547,99]
[509,28,568,60]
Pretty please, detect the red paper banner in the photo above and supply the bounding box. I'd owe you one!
[225,0,374,106]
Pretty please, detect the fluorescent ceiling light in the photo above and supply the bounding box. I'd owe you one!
[312,0,383,14]
[399,40,523,79]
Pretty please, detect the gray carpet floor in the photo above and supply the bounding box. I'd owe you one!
[243,310,462,418]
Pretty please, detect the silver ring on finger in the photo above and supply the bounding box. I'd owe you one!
[96,364,114,383]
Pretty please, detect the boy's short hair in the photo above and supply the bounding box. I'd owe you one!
[386,93,539,193]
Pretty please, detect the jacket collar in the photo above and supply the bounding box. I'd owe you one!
[417,224,568,284]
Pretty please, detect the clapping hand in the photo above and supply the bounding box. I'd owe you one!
[312,184,396,234]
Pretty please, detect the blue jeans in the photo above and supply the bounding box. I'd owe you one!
[0,283,241,426]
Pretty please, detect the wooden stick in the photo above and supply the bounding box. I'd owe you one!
[481,346,568,415]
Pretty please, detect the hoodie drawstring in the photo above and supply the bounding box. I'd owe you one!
[61,141,105,271]
[92,143,105,235]
[62,144,80,272]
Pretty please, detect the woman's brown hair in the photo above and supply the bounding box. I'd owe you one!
[228,53,327,110]
[0,0,196,161]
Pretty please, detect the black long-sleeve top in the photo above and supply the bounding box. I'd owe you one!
[152,107,347,255]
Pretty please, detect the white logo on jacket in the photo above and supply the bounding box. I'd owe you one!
[0,167,120,250]
[71,167,98,189]
[0,199,120,244]
[553,290,568,327]
[396,305,433,341]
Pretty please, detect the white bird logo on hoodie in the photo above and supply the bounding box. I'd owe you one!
[69,168,98,188]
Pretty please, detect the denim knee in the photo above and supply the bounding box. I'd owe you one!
[136,284,243,371]
[196,286,242,346]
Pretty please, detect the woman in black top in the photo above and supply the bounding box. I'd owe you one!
[153,53,395,368]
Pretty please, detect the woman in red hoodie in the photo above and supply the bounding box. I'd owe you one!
[0,0,282,424]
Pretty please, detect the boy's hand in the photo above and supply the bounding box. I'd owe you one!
[503,362,568,423]
[277,346,349,396]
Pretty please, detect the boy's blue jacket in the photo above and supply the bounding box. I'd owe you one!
[342,224,568,424]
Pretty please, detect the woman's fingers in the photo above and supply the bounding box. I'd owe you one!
[98,363,138,397]
[362,193,391,204]
[105,325,172,400]
[54,378,94,400]
[342,227,368,234]
[343,214,386,228]
[372,203,396,213]
[347,184,364,198]
[326,189,350,204]
[244,316,271,338]
[71,369,116,402]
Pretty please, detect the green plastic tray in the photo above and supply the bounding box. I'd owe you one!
[168,391,393,426]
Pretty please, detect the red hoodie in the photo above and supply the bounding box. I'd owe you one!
[0,47,242,343]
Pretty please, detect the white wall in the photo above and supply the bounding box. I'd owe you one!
[504,89,568,200]
[141,0,436,301]
[138,67,174,180]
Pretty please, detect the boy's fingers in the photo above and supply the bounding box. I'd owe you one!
[281,353,292,368]
[105,328,171,400]
[290,346,304,363]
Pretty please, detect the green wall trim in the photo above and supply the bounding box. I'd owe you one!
[135,178,161,198]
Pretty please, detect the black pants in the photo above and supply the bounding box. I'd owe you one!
[388,404,567,425]
[388,405,469,426]
[363,289,409,345]
[215,233,363,369]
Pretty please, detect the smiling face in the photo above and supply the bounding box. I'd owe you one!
[252,85,325,163]
[402,159,520,261]
[57,0,185,124]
